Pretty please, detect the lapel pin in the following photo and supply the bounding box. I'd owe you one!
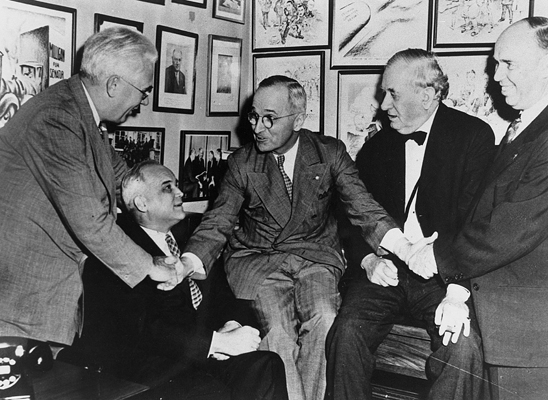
[314,176,319,180]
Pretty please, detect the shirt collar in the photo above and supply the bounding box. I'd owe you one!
[81,81,101,127]
[520,94,548,130]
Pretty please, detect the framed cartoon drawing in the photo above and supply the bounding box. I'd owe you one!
[437,51,517,143]
[207,35,242,116]
[94,14,144,33]
[153,25,198,114]
[213,0,246,24]
[111,126,165,168]
[337,70,383,160]
[433,0,533,48]
[0,0,76,127]
[253,51,324,132]
[331,0,430,68]
[179,130,231,202]
[252,0,330,51]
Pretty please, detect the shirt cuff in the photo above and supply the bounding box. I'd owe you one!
[379,228,406,254]
[446,283,471,302]
[181,252,206,276]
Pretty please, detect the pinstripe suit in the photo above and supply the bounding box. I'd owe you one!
[0,75,154,345]
[185,129,398,400]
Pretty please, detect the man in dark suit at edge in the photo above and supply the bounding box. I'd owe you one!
[177,75,435,400]
[326,49,495,400]
[409,17,548,399]
[61,160,289,400]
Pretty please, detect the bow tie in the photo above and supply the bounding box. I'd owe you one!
[403,131,427,146]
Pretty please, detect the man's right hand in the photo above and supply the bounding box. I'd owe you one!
[149,255,188,291]
[361,253,398,287]
[210,324,261,357]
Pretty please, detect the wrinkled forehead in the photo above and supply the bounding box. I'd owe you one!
[143,164,176,184]
[252,85,290,113]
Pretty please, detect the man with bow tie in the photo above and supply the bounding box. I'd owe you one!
[60,160,289,400]
[326,49,495,400]
[408,17,548,399]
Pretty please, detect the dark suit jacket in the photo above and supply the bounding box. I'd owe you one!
[347,103,495,267]
[435,105,548,367]
[185,129,398,300]
[64,214,213,386]
[165,65,186,94]
[0,75,153,345]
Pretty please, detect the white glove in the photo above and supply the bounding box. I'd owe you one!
[435,284,471,346]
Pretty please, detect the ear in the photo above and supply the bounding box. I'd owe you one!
[292,112,307,131]
[422,87,437,110]
[133,195,147,213]
[106,76,121,98]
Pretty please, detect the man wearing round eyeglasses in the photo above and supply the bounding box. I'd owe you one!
[181,75,432,400]
[0,27,188,352]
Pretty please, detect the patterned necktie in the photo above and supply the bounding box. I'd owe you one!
[504,116,522,144]
[277,154,292,200]
[165,233,202,310]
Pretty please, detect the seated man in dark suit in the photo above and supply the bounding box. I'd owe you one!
[59,160,288,400]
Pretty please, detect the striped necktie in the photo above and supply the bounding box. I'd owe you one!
[504,116,522,144]
[165,233,202,310]
[277,154,292,200]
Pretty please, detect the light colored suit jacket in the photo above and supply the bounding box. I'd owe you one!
[0,75,154,345]
[436,105,548,367]
[185,130,397,299]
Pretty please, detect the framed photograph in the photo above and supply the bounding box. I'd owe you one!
[252,0,330,52]
[94,14,144,33]
[138,0,165,4]
[179,130,231,202]
[153,25,198,114]
[207,35,242,116]
[337,70,384,160]
[253,51,324,133]
[437,51,517,144]
[172,0,207,8]
[331,0,430,68]
[213,0,246,24]
[433,0,533,48]
[111,126,166,168]
[0,0,76,127]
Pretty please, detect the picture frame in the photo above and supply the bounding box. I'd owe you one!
[433,0,533,48]
[110,126,166,168]
[207,35,242,116]
[331,0,430,68]
[252,0,330,52]
[179,130,231,202]
[172,0,207,8]
[436,51,517,144]
[138,0,165,4]
[253,51,324,133]
[0,0,76,127]
[153,25,198,114]
[94,14,144,33]
[213,0,246,24]
[337,70,384,161]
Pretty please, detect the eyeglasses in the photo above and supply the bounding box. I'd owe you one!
[119,76,153,101]
[247,111,299,129]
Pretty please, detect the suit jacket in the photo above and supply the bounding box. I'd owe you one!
[435,105,548,367]
[65,214,213,385]
[184,129,398,299]
[165,65,186,94]
[0,75,153,345]
[349,103,495,266]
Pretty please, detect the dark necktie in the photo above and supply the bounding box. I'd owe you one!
[165,233,202,310]
[277,154,293,200]
[503,116,522,144]
[404,131,427,146]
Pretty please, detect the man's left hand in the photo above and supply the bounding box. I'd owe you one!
[435,284,471,346]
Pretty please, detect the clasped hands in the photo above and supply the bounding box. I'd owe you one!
[210,320,261,361]
[394,232,439,279]
[149,254,195,290]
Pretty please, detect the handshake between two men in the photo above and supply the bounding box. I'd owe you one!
[364,232,471,346]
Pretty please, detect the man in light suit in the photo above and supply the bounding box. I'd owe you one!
[180,75,432,400]
[0,28,185,348]
[326,49,495,400]
[61,161,289,400]
[165,48,186,94]
[409,17,548,399]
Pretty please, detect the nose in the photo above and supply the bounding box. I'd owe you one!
[174,186,184,198]
[380,93,391,111]
[493,63,503,82]
[253,118,266,133]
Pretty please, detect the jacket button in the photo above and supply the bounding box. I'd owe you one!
[445,277,451,283]
[473,283,479,291]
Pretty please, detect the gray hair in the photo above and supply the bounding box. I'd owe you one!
[525,17,548,50]
[386,48,449,101]
[257,75,307,113]
[80,27,157,84]
[121,160,160,216]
